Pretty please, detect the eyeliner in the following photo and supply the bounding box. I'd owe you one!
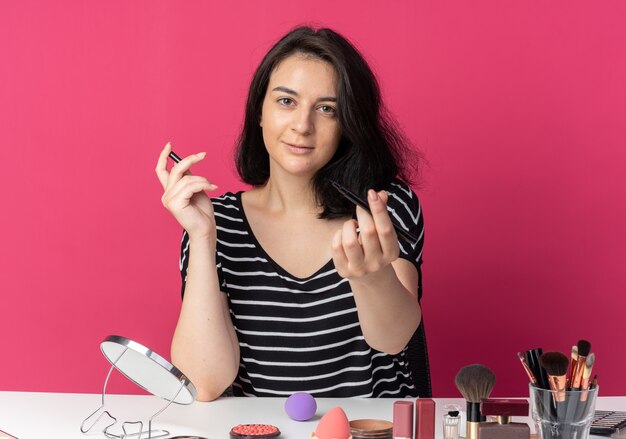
[330,180,419,245]
[169,151,182,163]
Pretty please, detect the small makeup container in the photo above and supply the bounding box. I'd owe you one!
[415,399,435,439]
[350,419,393,439]
[477,399,530,439]
[230,424,281,438]
[393,401,414,439]
[443,410,461,439]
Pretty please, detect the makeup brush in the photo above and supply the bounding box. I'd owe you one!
[571,340,591,390]
[567,345,578,388]
[573,353,598,423]
[517,352,537,385]
[455,364,496,439]
[580,353,596,402]
[539,352,569,403]
[525,348,550,390]
[540,351,570,425]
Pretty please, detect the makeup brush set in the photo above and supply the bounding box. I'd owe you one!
[518,341,626,436]
[517,340,604,438]
[517,340,597,398]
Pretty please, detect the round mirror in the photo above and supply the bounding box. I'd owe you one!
[100,335,197,405]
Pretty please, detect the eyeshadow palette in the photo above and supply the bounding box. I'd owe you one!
[591,410,626,436]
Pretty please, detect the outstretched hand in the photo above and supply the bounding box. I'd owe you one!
[331,189,400,280]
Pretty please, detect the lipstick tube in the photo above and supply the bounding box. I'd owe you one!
[415,399,435,439]
[393,401,414,439]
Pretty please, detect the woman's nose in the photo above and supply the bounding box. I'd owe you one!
[291,107,314,135]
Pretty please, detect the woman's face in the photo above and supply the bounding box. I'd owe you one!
[260,54,342,180]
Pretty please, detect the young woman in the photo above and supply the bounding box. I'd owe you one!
[156,26,424,401]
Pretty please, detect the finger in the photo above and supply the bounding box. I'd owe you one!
[166,151,206,190]
[331,229,349,274]
[355,203,383,259]
[155,141,173,190]
[163,179,216,210]
[367,189,399,258]
[378,190,389,204]
[167,175,217,201]
[341,219,365,269]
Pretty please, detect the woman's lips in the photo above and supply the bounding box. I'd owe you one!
[285,143,314,154]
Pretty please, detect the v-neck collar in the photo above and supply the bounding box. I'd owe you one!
[234,191,336,282]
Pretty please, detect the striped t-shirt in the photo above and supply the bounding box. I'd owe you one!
[179,180,424,397]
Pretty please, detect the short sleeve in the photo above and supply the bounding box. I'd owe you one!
[386,180,425,276]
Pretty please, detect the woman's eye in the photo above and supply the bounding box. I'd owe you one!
[319,105,337,115]
[278,98,294,106]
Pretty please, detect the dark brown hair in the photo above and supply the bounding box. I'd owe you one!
[235,26,420,218]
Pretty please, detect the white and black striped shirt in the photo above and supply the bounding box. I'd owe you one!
[179,180,424,397]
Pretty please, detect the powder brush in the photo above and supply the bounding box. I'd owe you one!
[540,352,569,402]
[455,364,496,439]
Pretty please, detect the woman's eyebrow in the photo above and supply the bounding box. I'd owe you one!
[271,86,337,102]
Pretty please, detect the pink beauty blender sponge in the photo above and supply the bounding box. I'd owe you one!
[285,392,317,421]
[311,406,352,439]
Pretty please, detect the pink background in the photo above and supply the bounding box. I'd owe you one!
[1,1,625,398]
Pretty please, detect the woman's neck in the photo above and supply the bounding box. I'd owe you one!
[254,175,319,216]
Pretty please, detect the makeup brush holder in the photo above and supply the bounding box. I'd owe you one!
[529,384,598,439]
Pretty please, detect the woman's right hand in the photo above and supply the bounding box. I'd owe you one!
[156,142,219,242]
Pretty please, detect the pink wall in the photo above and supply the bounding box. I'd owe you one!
[2,1,625,398]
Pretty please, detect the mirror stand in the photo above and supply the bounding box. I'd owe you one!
[80,336,196,439]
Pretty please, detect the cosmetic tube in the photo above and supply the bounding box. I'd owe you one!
[393,401,414,439]
[415,399,435,439]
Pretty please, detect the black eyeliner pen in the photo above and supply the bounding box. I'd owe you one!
[330,180,419,245]
[169,151,182,163]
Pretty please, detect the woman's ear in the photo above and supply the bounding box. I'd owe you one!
[259,112,263,127]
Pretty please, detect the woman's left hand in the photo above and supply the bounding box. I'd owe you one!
[331,189,400,280]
